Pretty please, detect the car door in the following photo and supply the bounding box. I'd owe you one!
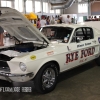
[65,27,99,69]
[80,27,99,61]
[64,27,84,69]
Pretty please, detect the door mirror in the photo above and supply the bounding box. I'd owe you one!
[77,38,80,43]
[76,37,81,43]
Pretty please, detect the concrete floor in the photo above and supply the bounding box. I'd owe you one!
[0,61,100,100]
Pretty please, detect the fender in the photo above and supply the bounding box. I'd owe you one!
[31,57,61,77]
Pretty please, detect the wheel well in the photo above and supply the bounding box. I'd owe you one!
[42,61,60,73]
[34,61,60,80]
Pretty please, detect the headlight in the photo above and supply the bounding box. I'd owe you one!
[19,62,27,72]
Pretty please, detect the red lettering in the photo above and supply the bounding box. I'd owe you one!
[70,52,74,62]
[80,47,95,59]
[84,49,88,57]
[75,51,78,60]
[81,50,84,58]
[66,51,79,63]
[66,54,71,63]
[87,48,91,56]
[91,47,95,55]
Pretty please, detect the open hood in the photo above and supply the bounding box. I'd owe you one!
[0,7,50,43]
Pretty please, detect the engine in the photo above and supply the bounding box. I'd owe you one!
[0,42,42,61]
[15,42,34,52]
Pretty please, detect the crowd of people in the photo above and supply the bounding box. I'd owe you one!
[86,16,100,21]
[36,15,75,29]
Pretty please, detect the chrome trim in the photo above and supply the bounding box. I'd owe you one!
[0,72,34,77]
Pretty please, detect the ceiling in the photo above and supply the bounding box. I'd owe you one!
[49,0,100,4]
[49,0,100,9]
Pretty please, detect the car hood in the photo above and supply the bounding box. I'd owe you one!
[0,7,50,43]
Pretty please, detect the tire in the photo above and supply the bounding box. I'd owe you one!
[34,62,58,94]
[95,56,100,66]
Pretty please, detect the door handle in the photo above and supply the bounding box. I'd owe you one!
[67,46,71,51]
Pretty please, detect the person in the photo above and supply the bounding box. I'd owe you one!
[94,16,98,21]
[91,16,93,20]
[37,18,41,29]
[98,16,100,21]
[57,16,62,24]
[71,18,74,23]
[55,15,58,21]
[50,16,55,24]
[46,16,50,25]
[65,15,71,24]
[88,16,91,20]
[40,16,46,27]
[0,26,4,46]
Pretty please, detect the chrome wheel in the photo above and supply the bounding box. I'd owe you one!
[34,62,58,93]
[42,68,56,88]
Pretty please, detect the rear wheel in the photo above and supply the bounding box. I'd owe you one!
[34,62,58,94]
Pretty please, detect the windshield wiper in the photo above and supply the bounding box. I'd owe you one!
[41,37,49,47]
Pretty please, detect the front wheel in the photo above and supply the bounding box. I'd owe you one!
[34,62,58,94]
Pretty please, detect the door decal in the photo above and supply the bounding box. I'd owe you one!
[66,47,95,63]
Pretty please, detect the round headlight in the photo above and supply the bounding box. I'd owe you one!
[19,62,27,72]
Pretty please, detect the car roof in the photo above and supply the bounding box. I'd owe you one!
[43,23,92,29]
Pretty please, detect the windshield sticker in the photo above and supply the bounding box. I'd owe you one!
[98,37,100,43]
[30,55,36,60]
[47,51,54,56]
[66,47,95,63]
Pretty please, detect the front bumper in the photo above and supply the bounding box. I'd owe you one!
[0,72,34,82]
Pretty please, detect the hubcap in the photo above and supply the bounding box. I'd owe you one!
[42,68,56,88]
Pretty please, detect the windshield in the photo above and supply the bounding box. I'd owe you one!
[40,26,73,43]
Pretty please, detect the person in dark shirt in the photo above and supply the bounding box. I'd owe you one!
[58,16,62,24]
[0,26,4,46]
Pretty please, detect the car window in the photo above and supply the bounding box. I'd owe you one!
[85,27,94,39]
[71,28,83,42]
[41,27,73,43]
[71,27,94,42]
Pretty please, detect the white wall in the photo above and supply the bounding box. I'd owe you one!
[61,3,89,23]
[62,3,78,14]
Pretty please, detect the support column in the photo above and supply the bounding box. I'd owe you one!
[41,0,43,15]
[23,0,26,14]
[32,0,35,13]
[88,0,91,16]
[0,0,1,7]
[12,0,14,8]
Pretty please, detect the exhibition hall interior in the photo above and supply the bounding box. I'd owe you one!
[0,0,100,100]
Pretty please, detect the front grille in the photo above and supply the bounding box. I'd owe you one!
[0,60,10,72]
[0,54,13,61]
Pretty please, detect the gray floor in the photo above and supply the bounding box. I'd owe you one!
[0,61,100,100]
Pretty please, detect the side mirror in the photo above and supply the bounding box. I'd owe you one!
[76,37,81,43]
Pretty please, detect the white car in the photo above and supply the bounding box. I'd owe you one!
[0,7,100,94]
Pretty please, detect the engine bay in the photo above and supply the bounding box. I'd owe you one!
[0,42,45,61]
[0,31,49,61]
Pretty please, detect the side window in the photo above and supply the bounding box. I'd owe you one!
[85,27,94,39]
[72,27,94,42]
[72,28,84,42]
